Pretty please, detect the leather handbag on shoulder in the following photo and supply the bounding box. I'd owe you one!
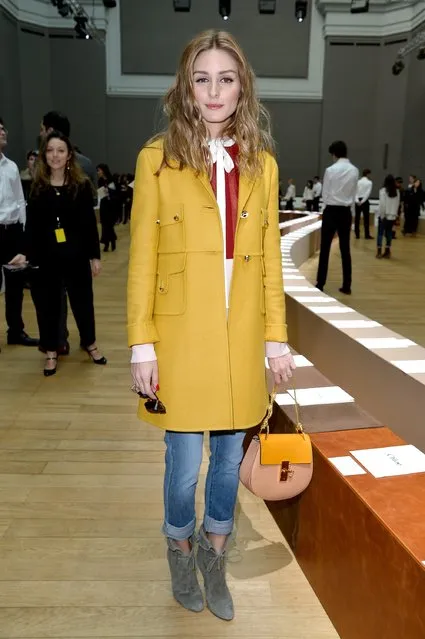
[239,385,313,501]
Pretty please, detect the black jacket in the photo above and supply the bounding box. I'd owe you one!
[25,180,100,266]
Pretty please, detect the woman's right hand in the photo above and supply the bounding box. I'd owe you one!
[131,361,159,400]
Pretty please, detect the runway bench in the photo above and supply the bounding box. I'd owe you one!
[262,350,425,639]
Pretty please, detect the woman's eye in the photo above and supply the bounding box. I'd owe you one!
[195,77,208,83]
[221,77,234,83]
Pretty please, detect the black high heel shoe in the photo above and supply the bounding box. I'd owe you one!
[85,346,107,366]
[44,356,57,377]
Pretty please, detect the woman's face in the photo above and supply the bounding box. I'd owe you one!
[45,138,70,172]
[414,179,421,189]
[27,154,36,171]
[193,48,241,138]
[97,167,104,178]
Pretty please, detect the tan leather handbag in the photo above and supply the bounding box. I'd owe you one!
[239,386,313,501]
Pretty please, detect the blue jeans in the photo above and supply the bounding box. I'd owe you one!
[377,218,394,248]
[163,430,246,541]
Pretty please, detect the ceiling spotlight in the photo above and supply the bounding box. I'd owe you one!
[219,0,231,20]
[350,0,369,13]
[173,0,191,10]
[51,0,71,17]
[74,15,91,39]
[295,0,307,22]
[392,59,405,75]
[259,0,276,14]
[417,47,425,60]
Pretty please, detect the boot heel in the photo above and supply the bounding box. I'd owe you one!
[196,526,234,621]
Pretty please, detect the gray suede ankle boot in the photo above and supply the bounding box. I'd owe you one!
[196,526,234,621]
[166,537,204,613]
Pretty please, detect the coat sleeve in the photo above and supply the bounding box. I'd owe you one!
[127,148,160,347]
[263,156,288,343]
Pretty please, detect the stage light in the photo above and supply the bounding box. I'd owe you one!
[259,0,276,14]
[392,59,404,75]
[51,0,71,18]
[219,0,231,20]
[173,0,191,10]
[417,47,425,60]
[350,0,369,14]
[74,15,91,39]
[295,0,307,22]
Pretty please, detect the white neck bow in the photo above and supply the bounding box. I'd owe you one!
[208,138,235,173]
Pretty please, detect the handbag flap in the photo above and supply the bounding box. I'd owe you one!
[259,433,312,465]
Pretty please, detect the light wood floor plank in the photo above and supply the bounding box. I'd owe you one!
[0,225,339,638]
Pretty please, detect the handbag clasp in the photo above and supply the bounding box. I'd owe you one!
[280,461,294,482]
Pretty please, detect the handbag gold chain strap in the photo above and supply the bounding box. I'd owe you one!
[260,381,304,437]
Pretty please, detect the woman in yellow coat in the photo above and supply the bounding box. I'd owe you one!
[128,30,295,621]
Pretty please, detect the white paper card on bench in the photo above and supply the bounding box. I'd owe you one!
[350,445,425,478]
[355,337,416,349]
[307,306,355,314]
[277,386,354,407]
[329,456,367,476]
[264,355,313,369]
[391,360,425,374]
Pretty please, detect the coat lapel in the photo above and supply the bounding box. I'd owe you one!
[237,174,256,217]
[197,171,217,206]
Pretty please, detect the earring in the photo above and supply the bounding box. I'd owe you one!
[66,161,70,172]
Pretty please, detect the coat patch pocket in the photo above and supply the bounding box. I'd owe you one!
[154,253,187,316]
[158,205,185,254]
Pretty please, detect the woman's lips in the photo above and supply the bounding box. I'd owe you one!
[206,104,224,110]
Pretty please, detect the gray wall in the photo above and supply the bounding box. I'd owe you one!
[1,5,424,195]
[0,9,23,162]
[120,0,311,78]
[320,37,409,194]
[401,24,425,180]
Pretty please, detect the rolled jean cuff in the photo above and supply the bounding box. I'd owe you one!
[162,517,196,541]
[203,514,234,536]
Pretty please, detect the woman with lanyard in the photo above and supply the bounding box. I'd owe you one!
[128,30,295,621]
[12,131,107,376]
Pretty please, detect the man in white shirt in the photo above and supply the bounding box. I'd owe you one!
[312,176,322,212]
[0,118,39,348]
[284,178,296,211]
[316,141,359,295]
[355,168,373,239]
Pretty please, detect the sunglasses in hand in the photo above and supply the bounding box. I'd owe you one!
[131,385,166,414]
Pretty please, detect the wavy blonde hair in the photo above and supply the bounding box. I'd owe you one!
[153,30,275,179]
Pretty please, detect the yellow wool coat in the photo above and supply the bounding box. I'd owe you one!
[127,139,288,432]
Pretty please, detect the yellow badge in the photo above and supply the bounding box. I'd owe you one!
[55,228,66,243]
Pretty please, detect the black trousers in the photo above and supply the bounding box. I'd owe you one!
[100,200,117,251]
[285,198,294,211]
[306,200,313,212]
[354,200,371,238]
[0,222,35,336]
[403,207,420,234]
[32,259,96,352]
[313,197,320,212]
[316,206,352,290]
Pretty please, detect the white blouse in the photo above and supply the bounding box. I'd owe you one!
[131,139,289,363]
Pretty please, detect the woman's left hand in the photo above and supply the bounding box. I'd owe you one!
[91,259,101,277]
[268,352,296,385]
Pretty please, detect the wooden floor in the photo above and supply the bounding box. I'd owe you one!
[301,231,425,348]
[0,224,338,638]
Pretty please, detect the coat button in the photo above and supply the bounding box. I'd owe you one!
[244,255,251,262]
[173,215,180,221]
[241,211,249,218]
[156,220,160,225]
